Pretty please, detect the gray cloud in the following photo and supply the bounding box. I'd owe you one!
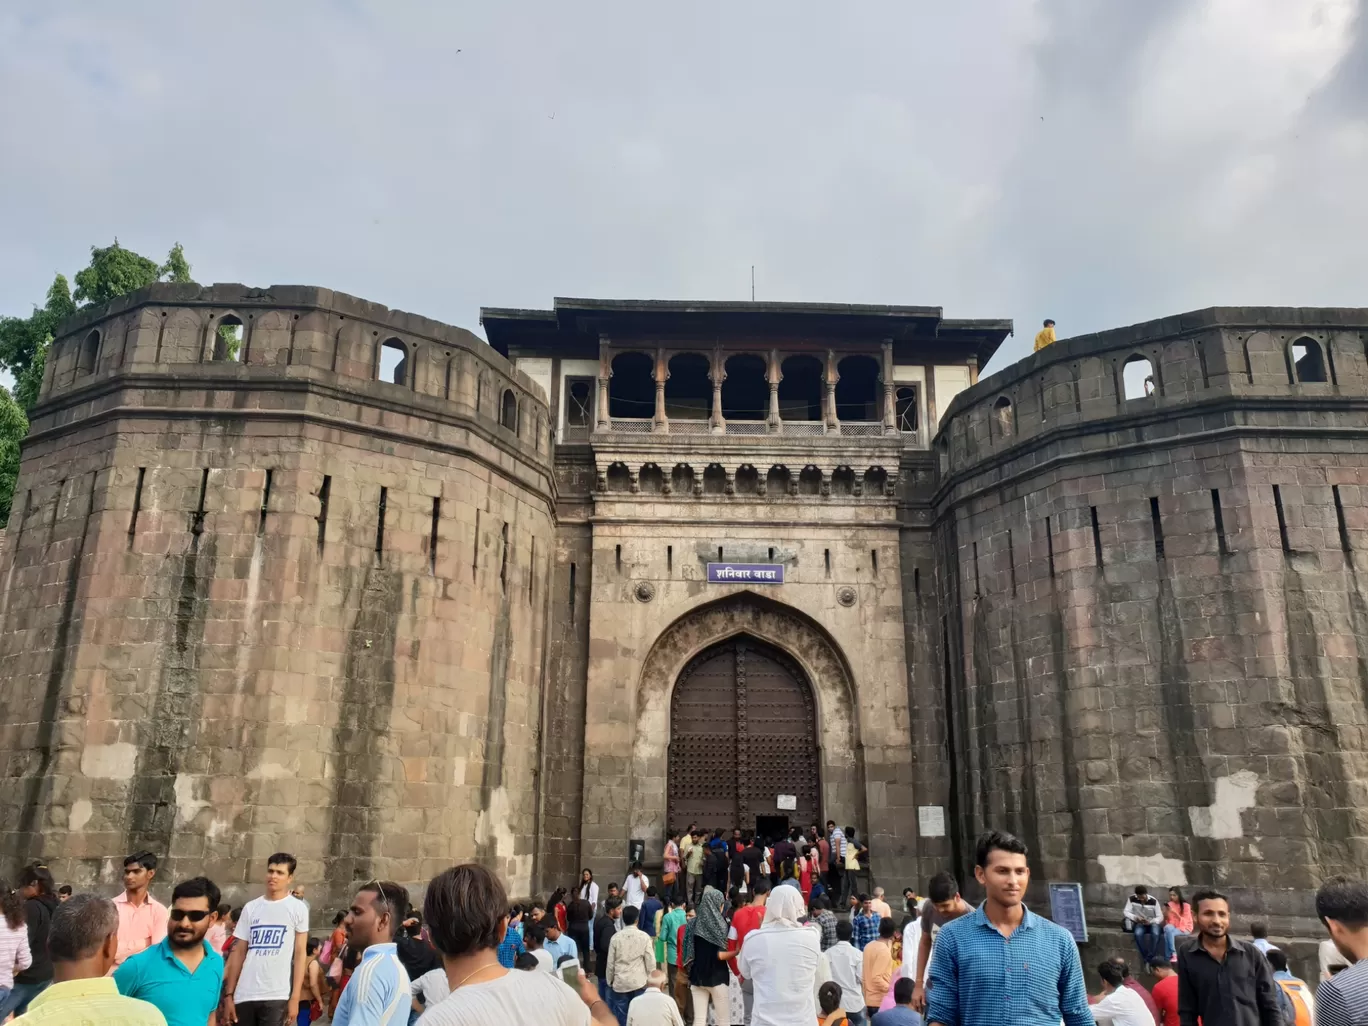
[0,0,1363,374]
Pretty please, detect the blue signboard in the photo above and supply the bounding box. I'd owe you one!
[707,562,785,584]
[1048,882,1088,943]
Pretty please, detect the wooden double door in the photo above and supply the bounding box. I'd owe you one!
[667,636,819,836]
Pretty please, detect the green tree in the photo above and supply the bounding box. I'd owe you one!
[0,386,27,524]
[72,239,164,306]
[161,241,193,284]
[0,241,196,518]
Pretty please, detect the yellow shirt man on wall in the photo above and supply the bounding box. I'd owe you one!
[1034,318,1056,352]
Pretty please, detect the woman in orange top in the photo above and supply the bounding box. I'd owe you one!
[1163,886,1193,960]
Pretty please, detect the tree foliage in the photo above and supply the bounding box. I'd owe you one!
[0,387,27,524]
[0,240,195,521]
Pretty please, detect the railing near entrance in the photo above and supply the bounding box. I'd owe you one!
[596,418,895,437]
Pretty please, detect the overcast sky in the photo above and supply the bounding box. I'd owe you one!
[2,1,1365,373]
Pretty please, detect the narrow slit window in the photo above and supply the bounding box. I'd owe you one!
[128,467,146,546]
[1007,530,1016,590]
[375,487,388,558]
[473,510,481,577]
[430,497,441,574]
[913,566,921,595]
[1334,485,1352,552]
[1150,497,1165,559]
[258,470,273,535]
[1045,515,1056,578]
[972,542,981,596]
[569,562,577,622]
[1273,485,1291,553]
[616,544,623,571]
[500,522,509,591]
[528,537,536,602]
[1090,506,1103,566]
[871,548,879,574]
[824,548,831,576]
[192,468,209,537]
[316,475,332,555]
[667,545,673,573]
[768,547,775,562]
[1211,489,1229,555]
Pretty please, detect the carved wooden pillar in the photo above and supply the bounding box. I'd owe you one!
[766,348,782,433]
[823,349,840,432]
[881,339,898,435]
[653,347,669,432]
[596,337,612,430]
[709,347,726,434]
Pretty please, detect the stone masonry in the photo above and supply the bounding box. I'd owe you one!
[3,286,1367,953]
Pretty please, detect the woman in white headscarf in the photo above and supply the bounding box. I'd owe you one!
[735,882,827,1025]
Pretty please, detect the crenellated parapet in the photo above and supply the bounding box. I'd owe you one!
[35,283,554,500]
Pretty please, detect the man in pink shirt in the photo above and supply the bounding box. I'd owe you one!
[112,851,167,966]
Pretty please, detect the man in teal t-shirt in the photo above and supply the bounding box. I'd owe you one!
[660,895,688,998]
[114,877,224,1026]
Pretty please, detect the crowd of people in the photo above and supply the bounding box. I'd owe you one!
[3,824,1368,1026]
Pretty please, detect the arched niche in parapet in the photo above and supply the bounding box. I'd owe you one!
[830,466,855,497]
[702,464,727,495]
[1076,354,1117,418]
[160,307,204,364]
[1328,331,1368,393]
[735,465,760,495]
[1120,353,1158,401]
[779,354,824,423]
[1241,331,1282,386]
[991,395,1015,441]
[1041,361,1080,425]
[606,463,632,492]
[609,351,654,421]
[639,463,665,494]
[671,464,696,495]
[500,388,518,432]
[767,465,792,495]
[248,310,294,367]
[864,467,888,496]
[665,352,710,423]
[76,329,101,378]
[721,353,767,422]
[378,337,410,387]
[798,466,822,496]
[1158,337,1209,399]
[1287,336,1330,385]
[209,313,245,363]
[835,355,880,423]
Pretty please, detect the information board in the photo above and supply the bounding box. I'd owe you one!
[1048,882,1088,943]
[918,805,946,837]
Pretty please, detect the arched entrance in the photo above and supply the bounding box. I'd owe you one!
[668,635,820,836]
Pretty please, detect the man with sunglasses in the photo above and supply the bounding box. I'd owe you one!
[114,876,225,1026]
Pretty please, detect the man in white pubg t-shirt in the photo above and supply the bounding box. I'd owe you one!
[222,852,310,1026]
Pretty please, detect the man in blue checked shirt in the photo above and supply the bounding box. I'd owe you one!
[852,895,882,951]
[925,830,1093,1026]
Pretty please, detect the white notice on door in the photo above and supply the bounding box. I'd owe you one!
[918,805,946,837]
[776,794,797,810]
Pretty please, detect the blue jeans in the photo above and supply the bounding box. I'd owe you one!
[1132,922,1163,961]
[1163,924,1188,959]
[0,980,50,1018]
[609,986,644,1026]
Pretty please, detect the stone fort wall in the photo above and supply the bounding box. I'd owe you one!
[930,308,1368,936]
[0,284,555,907]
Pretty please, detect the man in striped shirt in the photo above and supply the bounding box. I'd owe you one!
[333,881,412,1026]
[1316,876,1368,1026]
[827,822,847,903]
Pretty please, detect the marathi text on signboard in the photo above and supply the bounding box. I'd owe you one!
[1048,882,1088,943]
[707,562,785,584]
[918,805,946,838]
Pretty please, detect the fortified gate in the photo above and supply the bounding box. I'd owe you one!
[3,284,1368,953]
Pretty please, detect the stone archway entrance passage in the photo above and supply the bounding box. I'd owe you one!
[668,636,819,835]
